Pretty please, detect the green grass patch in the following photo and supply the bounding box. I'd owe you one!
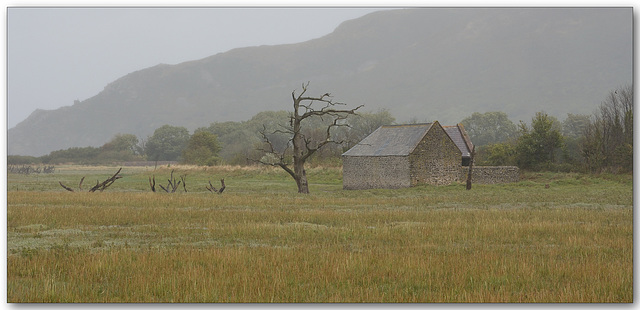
[7,165,633,302]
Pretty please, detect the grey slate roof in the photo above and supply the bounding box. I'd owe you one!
[443,125,473,158]
[342,123,433,157]
[342,122,474,158]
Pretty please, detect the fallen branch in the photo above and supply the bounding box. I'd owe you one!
[89,168,123,192]
[149,176,156,192]
[59,181,74,192]
[181,175,187,193]
[150,170,187,193]
[206,178,225,194]
[59,168,123,192]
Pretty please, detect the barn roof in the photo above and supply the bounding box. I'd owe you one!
[443,124,474,158]
[342,122,474,158]
[342,123,434,157]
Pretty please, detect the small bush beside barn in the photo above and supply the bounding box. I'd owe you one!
[342,122,519,190]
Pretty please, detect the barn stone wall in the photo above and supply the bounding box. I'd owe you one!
[409,124,461,186]
[459,166,520,184]
[342,156,410,190]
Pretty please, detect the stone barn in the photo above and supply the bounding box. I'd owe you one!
[342,122,470,189]
[342,122,520,190]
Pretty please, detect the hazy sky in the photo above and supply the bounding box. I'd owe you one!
[7,7,386,128]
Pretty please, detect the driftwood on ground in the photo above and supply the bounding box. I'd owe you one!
[59,168,123,192]
[150,170,187,193]
[206,178,225,194]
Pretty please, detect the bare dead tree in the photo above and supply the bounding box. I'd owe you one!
[59,168,122,192]
[206,178,226,194]
[255,82,363,194]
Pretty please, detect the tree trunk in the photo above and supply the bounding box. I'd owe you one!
[290,104,310,194]
[292,126,309,193]
[293,159,309,194]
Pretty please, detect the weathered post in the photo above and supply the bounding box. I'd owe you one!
[466,146,475,190]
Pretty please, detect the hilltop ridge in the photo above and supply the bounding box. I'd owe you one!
[9,8,631,156]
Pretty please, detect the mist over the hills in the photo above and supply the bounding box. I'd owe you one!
[9,8,632,156]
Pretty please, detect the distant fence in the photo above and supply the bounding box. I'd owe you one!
[120,161,178,167]
[8,165,55,174]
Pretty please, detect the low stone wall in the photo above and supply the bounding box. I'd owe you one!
[459,166,520,184]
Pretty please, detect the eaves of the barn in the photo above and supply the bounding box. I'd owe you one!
[443,124,474,159]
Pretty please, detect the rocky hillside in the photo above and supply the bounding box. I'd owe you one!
[9,8,631,156]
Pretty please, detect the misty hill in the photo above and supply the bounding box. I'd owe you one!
[9,8,631,156]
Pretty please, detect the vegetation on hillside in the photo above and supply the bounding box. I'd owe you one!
[8,8,631,157]
[10,85,632,176]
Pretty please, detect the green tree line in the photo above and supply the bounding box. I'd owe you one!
[9,85,631,174]
[9,109,395,167]
[463,85,632,173]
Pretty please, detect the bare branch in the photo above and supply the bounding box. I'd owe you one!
[218,179,226,194]
[256,123,297,179]
[173,181,181,193]
[206,180,217,193]
[88,168,123,192]
[292,82,310,102]
[300,104,363,121]
[273,128,295,136]
[204,178,225,194]
[300,114,355,162]
[258,125,277,154]
[62,168,122,193]
[59,182,74,192]
[251,157,296,180]
[167,170,175,189]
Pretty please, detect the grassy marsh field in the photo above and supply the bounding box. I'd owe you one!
[7,165,633,302]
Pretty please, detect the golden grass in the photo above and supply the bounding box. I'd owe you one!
[6,167,634,303]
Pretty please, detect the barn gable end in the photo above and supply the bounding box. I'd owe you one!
[409,122,461,186]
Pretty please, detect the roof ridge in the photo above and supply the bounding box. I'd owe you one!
[382,123,431,128]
